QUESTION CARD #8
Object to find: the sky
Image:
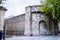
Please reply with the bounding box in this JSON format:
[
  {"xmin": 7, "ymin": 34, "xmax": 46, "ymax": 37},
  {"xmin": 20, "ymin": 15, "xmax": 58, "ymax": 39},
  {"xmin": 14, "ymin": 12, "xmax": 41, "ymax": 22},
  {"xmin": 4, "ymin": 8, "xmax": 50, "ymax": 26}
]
[{"xmin": 3, "ymin": 0, "xmax": 40, "ymax": 18}]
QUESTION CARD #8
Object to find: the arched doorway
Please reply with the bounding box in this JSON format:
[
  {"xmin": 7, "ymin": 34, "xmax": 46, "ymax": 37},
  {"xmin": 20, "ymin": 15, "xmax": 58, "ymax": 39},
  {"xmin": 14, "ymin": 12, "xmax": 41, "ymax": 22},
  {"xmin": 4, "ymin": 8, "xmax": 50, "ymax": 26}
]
[{"xmin": 39, "ymin": 20, "xmax": 47, "ymax": 35}]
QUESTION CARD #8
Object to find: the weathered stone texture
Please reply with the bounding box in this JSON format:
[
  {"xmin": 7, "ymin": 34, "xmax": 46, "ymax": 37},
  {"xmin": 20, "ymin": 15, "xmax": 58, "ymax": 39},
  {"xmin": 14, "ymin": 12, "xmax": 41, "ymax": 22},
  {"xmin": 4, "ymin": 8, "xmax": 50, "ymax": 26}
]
[
  {"xmin": 5, "ymin": 5, "xmax": 60, "ymax": 36},
  {"xmin": 5, "ymin": 14, "xmax": 25, "ymax": 36},
  {"xmin": 24, "ymin": 5, "xmax": 50, "ymax": 36},
  {"xmin": 24, "ymin": 7, "xmax": 32, "ymax": 35},
  {"xmin": 0, "ymin": 10, "xmax": 5, "ymax": 31},
  {"xmin": 58, "ymin": 22, "xmax": 60, "ymax": 32}
]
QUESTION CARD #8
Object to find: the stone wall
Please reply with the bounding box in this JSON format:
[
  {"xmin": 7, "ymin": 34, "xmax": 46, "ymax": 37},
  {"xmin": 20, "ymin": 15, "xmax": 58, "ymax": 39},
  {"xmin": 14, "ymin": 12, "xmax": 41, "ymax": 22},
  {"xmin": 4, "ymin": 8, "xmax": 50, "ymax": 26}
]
[
  {"xmin": 58, "ymin": 22, "xmax": 60, "ymax": 32},
  {"xmin": 5, "ymin": 14, "xmax": 25, "ymax": 36},
  {"xmin": 31, "ymin": 13, "xmax": 48, "ymax": 35},
  {"xmin": 24, "ymin": 5, "xmax": 53, "ymax": 36},
  {"xmin": 5, "ymin": 5, "xmax": 60, "ymax": 36}
]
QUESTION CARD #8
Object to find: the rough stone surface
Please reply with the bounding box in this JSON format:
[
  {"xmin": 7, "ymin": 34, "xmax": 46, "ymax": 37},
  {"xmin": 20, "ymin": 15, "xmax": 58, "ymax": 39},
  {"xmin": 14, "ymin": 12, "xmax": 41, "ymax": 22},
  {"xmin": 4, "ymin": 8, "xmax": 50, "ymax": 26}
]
[
  {"xmin": 0, "ymin": 10, "xmax": 5, "ymax": 31},
  {"xmin": 24, "ymin": 5, "xmax": 50, "ymax": 36},
  {"xmin": 5, "ymin": 5, "xmax": 60, "ymax": 36},
  {"xmin": 58, "ymin": 22, "xmax": 60, "ymax": 32},
  {"xmin": 5, "ymin": 14, "xmax": 25, "ymax": 36}
]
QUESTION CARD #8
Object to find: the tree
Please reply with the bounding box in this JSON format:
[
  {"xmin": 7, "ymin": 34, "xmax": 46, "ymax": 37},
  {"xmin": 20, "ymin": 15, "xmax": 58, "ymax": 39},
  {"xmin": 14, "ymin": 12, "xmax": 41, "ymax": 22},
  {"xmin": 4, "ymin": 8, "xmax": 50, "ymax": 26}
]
[
  {"xmin": 0, "ymin": 0, "xmax": 6, "ymax": 10},
  {"xmin": 0, "ymin": 0, "xmax": 2, "ymax": 5},
  {"xmin": 0, "ymin": 0, "xmax": 2, "ymax": 10},
  {"xmin": 40, "ymin": 0, "xmax": 60, "ymax": 35}
]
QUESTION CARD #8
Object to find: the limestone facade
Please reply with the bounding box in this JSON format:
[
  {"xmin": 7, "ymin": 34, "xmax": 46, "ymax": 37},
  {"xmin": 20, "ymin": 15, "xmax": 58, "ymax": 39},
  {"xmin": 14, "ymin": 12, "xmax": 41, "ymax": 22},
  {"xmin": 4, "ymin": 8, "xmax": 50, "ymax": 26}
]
[
  {"xmin": 5, "ymin": 5, "xmax": 60, "ymax": 36},
  {"xmin": 0, "ymin": 7, "xmax": 7, "ymax": 31},
  {"xmin": 24, "ymin": 5, "xmax": 54, "ymax": 36},
  {"xmin": 5, "ymin": 14, "xmax": 25, "ymax": 36}
]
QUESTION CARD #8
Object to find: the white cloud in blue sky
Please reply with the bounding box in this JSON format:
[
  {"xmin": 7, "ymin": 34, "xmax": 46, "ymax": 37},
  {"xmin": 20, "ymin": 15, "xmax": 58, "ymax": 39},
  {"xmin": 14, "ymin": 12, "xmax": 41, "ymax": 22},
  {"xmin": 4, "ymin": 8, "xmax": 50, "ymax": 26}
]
[{"xmin": 3, "ymin": 0, "xmax": 40, "ymax": 18}]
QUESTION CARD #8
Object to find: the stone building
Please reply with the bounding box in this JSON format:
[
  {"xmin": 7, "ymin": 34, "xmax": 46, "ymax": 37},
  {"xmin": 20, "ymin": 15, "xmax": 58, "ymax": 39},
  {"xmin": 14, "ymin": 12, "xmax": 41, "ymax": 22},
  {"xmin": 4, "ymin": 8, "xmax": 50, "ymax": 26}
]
[
  {"xmin": 0, "ymin": 6, "xmax": 7, "ymax": 31},
  {"xmin": 24, "ymin": 5, "xmax": 60, "ymax": 36},
  {"xmin": 5, "ymin": 14, "xmax": 25, "ymax": 36},
  {"xmin": 5, "ymin": 5, "xmax": 60, "ymax": 36}
]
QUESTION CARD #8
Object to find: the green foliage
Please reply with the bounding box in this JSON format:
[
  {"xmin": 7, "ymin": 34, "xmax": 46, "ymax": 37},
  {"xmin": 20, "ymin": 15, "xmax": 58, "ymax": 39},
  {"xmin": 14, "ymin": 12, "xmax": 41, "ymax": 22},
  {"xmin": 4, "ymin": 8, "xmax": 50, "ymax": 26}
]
[
  {"xmin": 40, "ymin": 5, "xmax": 53, "ymax": 16},
  {"xmin": 56, "ymin": 9, "xmax": 60, "ymax": 21},
  {"xmin": 0, "ymin": 0, "xmax": 2, "ymax": 10},
  {"xmin": 0, "ymin": 0, "xmax": 2, "ymax": 5},
  {"xmin": 46, "ymin": 0, "xmax": 58, "ymax": 5},
  {"xmin": 40, "ymin": 0, "xmax": 60, "ymax": 21}
]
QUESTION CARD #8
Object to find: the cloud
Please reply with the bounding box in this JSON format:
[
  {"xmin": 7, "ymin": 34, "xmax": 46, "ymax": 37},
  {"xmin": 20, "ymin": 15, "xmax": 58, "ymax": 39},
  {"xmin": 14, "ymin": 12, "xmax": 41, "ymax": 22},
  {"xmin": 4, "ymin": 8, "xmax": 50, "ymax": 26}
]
[{"xmin": 3, "ymin": 0, "xmax": 40, "ymax": 18}]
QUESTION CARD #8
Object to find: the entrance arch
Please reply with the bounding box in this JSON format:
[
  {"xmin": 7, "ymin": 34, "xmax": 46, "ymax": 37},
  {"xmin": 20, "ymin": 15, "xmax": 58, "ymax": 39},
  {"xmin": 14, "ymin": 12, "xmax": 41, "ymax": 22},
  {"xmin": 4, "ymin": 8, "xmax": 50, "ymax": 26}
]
[{"xmin": 39, "ymin": 20, "xmax": 47, "ymax": 35}]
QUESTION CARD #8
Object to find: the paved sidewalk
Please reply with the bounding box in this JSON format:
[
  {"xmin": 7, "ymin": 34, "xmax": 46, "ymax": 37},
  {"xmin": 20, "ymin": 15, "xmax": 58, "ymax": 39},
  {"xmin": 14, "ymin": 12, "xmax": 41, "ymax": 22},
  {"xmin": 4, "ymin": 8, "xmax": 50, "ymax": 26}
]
[{"xmin": 5, "ymin": 36, "xmax": 60, "ymax": 40}]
